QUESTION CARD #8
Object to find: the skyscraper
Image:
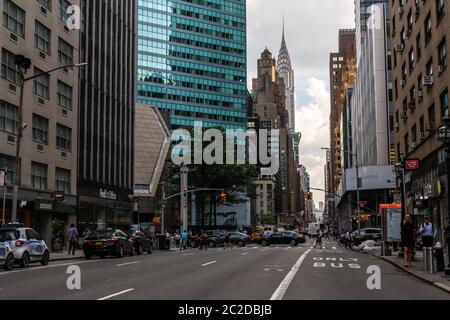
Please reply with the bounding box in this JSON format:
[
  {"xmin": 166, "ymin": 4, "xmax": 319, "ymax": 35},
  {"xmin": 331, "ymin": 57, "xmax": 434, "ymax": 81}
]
[
  {"xmin": 277, "ymin": 25, "xmax": 296, "ymax": 133},
  {"xmin": 136, "ymin": 0, "xmax": 248, "ymax": 130}
]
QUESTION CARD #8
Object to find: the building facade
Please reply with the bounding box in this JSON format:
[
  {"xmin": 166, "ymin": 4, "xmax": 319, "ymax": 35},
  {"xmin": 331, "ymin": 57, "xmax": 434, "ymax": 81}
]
[
  {"xmin": 390, "ymin": 0, "xmax": 449, "ymax": 239},
  {"xmin": 78, "ymin": 0, "xmax": 136, "ymax": 232},
  {"xmin": 0, "ymin": 0, "xmax": 79, "ymax": 247},
  {"xmin": 136, "ymin": 0, "xmax": 248, "ymax": 130}
]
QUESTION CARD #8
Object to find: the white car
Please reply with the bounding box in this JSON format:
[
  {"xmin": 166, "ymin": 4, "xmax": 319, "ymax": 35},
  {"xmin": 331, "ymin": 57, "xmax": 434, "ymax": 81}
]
[
  {"xmin": 0, "ymin": 238, "xmax": 14, "ymax": 271},
  {"xmin": 0, "ymin": 227, "xmax": 50, "ymax": 267}
]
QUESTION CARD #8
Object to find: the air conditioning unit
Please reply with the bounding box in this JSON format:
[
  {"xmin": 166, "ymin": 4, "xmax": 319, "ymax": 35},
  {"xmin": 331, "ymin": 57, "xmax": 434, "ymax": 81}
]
[
  {"xmin": 419, "ymin": 132, "xmax": 426, "ymax": 140},
  {"xmin": 439, "ymin": 64, "xmax": 446, "ymax": 73},
  {"xmin": 395, "ymin": 43, "xmax": 404, "ymax": 52},
  {"xmin": 398, "ymin": 6, "xmax": 404, "ymax": 16},
  {"xmin": 39, "ymin": 51, "xmax": 46, "ymax": 60},
  {"xmin": 418, "ymin": 90, "xmax": 424, "ymax": 98},
  {"xmin": 9, "ymin": 33, "xmax": 18, "ymax": 42},
  {"xmin": 401, "ymin": 111, "xmax": 408, "ymax": 119},
  {"xmin": 406, "ymin": 28, "xmax": 412, "ymax": 38},
  {"xmin": 415, "ymin": 6, "xmax": 420, "ymax": 17},
  {"xmin": 411, "ymin": 141, "xmax": 417, "ymax": 149},
  {"xmin": 423, "ymin": 76, "xmax": 433, "ymax": 87},
  {"xmin": 395, "ymin": 122, "xmax": 400, "ymax": 129},
  {"xmin": 400, "ymin": 79, "xmax": 406, "ymax": 87},
  {"xmin": 391, "ymin": 29, "xmax": 396, "ymax": 37},
  {"xmin": 408, "ymin": 100, "xmax": 416, "ymax": 109}
]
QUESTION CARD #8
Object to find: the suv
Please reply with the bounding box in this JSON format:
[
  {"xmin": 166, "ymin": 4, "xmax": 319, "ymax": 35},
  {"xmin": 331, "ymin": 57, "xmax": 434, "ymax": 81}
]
[
  {"xmin": 0, "ymin": 235, "xmax": 14, "ymax": 271},
  {"xmin": 0, "ymin": 227, "xmax": 50, "ymax": 267}
]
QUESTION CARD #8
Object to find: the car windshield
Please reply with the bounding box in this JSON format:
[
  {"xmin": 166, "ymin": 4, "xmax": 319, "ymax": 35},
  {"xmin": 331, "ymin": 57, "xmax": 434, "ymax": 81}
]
[
  {"xmin": 88, "ymin": 230, "xmax": 114, "ymax": 240},
  {"xmin": 0, "ymin": 230, "xmax": 19, "ymax": 241}
]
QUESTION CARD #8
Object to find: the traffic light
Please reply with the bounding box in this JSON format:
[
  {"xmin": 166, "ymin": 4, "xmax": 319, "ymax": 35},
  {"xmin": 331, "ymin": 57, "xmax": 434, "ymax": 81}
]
[{"xmin": 220, "ymin": 191, "xmax": 227, "ymax": 203}]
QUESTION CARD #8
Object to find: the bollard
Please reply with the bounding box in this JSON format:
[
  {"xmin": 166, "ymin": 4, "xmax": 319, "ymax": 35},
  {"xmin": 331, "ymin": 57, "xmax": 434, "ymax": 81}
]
[
  {"xmin": 423, "ymin": 247, "xmax": 429, "ymax": 271},
  {"xmin": 428, "ymin": 247, "xmax": 435, "ymax": 274},
  {"xmin": 381, "ymin": 241, "xmax": 385, "ymax": 256}
]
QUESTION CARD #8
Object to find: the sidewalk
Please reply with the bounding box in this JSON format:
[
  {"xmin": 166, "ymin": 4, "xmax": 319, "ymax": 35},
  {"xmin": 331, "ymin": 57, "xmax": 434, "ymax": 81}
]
[
  {"xmin": 49, "ymin": 250, "xmax": 84, "ymax": 262},
  {"xmin": 357, "ymin": 246, "xmax": 450, "ymax": 294}
]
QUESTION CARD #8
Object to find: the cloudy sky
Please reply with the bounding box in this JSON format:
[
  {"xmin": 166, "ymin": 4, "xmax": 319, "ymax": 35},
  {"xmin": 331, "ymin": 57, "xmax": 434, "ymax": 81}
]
[{"xmin": 247, "ymin": 0, "xmax": 355, "ymax": 208}]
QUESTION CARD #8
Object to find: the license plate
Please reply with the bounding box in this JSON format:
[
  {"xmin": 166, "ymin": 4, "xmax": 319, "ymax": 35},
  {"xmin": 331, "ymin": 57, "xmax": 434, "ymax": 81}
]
[{"xmin": 96, "ymin": 242, "xmax": 103, "ymax": 247}]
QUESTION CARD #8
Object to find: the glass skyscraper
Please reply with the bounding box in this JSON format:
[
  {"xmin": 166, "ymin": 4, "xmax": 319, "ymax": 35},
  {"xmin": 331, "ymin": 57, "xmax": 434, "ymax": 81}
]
[{"xmin": 137, "ymin": 0, "xmax": 248, "ymax": 130}]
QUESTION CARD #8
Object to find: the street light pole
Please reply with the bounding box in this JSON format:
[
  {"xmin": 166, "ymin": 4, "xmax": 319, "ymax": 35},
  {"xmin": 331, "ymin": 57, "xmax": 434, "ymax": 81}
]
[
  {"xmin": 356, "ymin": 152, "xmax": 361, "ymax": 236},
  {"xmin": 10, "ymin": 59, "xmax": 87, "ymax": 223}
]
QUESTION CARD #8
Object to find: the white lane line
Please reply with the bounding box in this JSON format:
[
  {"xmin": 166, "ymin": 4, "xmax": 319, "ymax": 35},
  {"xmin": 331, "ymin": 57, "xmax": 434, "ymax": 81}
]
[
  {"xmin": 201, "ymin": 261, "xmax": 217, "ymax": 267},
  {"xmin": 241, "ymin": 252, "xmax": 249, "ymax": 256},
  {"xmin": 270, "ymin": 249, "xmax": 311, "ymax": 301},
  {"xmin": 116, "ymin": 261, "xmax": 140, "ymax": 267},
  {"xmin": 332, "ymin": 247, "xmax": 337, "ymax": 250},
  {"xmin": 284, "ymin": 247, "xmax": 291, "ymax": 251},
  {"xmin": 0, "ymin": 260, "xmax": 100, "ymax": 276},
  {"xmin": 182, "ymin": 253, "xmax": 194, "ymax": 256},
  {"xmin": 275, "ymin": 247, "xmax": 280, "ymax": 249},
  {"xmin": 97, "ymin": 288, "xmax": 135, "ymax": 301}
]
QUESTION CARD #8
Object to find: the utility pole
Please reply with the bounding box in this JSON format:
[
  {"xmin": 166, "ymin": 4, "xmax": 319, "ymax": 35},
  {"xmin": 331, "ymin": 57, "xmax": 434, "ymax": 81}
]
[
  {"xmin": 1, "ymin": 165, "xmax": 7, "ymax": 227},
  {"xmin": 180, "ymin": 165, "xmax": 189, "ymax": 232},
  {"xmin": 356, "ymin": 152, "xmax": 361, "ymax": 236},
  {"xmin": 160, "ymin": 182, "xmax": 166, "ymax": 234}
]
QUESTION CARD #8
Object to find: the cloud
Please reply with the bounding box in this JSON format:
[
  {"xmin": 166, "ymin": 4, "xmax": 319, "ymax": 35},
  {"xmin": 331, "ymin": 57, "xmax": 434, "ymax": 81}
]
[{"xmin": 248, "ymin": 0, "xmax": 355, "ymax": 208}]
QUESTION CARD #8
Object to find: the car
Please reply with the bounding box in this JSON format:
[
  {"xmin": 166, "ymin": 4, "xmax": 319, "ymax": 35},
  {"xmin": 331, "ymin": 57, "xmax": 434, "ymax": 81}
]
[
  {"xmin": 128, "ymin": 230, "xmax": 153, "ymax": 255},
  {"xmin": 192, "ymin": 230, "xmax": 225, "ymax": 248},
  {"xmin": 0, "ymin": 236, "xmax": 14, "ymax": 271},
  {"xmin": 228, "ymin": 231, "xmax": 251, "ymax": 247},
  {"xmin": 352, "ymin": 228, "xmax": 382, "ymax": 245},
  {"xmin": 83, "ymin": 229, "xmax": 134, "ymax": 259},
  {"xmin": 259, "ymin": 231, "xmax": 305, "ymax": 246},
  {"xmin": 0, "ymin": 227, "xmax": 50, "ymax": 267}
]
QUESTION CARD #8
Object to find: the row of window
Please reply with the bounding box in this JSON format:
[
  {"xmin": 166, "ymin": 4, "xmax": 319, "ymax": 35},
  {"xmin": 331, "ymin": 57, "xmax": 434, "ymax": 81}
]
[
  {"xmin": 170, "ymin": 117, "xmax": 246, "ymax": 130},
  {"xmin": 179, "ymin": 0, "xmax": 245, "ymax": 16},
  {"xmin": 3, "ymin": 0, "xmax": 72, "ymax": 39},
  {"xmin": 0, "ymin": 153, "xmax": 71, "ymax": 193},
  {"xmin": 0, "ymin": 100, "xmax": 72, "ymax": 151}
]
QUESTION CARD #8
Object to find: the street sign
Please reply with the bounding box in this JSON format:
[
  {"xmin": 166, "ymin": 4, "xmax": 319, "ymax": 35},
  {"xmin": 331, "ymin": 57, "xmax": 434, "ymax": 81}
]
[
  {"xmin": 404, "ymin": 159, "xmax": 420, "ymax": 170},
  {"xmin": 326, "ymin": 194, "xmax": 335, "ymax": 201}
]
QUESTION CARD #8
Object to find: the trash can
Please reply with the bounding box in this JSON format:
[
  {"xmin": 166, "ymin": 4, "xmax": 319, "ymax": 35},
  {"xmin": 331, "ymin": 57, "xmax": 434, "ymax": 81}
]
[
  {"xmin": 157, "ymin": 235, "xmax": 168, "ymax": 250},
  {"xmin": 434, "ymin": 242, "xmax": 445, "ymax": 272}
]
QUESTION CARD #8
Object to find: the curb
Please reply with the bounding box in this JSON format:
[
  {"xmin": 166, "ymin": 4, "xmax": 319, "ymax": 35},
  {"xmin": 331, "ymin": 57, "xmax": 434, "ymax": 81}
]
[{"xmin": 358, "ymin": 249, "xmax": 450, "ymax": 294}]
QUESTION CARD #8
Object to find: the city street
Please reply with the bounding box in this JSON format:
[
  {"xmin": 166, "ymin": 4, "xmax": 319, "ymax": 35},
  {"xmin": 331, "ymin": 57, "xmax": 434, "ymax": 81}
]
[{"xmin": 0, "ymin": 239, "xmax": 448, "ymax": 300}]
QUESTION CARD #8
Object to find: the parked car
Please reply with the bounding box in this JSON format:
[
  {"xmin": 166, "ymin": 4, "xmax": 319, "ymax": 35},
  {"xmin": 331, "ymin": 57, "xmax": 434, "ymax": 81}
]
[
  {"xmin": 128, "ymin": 230, "xmax": 153, "ymax": 255},
  {"xmin": 0, "ymin": 227, "xmax": 50, "ymax": 267},
  {"xmin": 228, "ymin": 231, "xmax": 251, "ymax": 247},
  {"xmin": 0, "ymin": 235, "xmax": 14, "ymax": 271},
  {"xmin": 259, "ymin": 231, "xmax": 305, "ymax": 246},
  {"xmin": 352, "ymin": 228, "xmax": 382, "ymax": 245},
  {"xmin": 83, "ymin": 229, "xmax": 134, "ymax": 259}
]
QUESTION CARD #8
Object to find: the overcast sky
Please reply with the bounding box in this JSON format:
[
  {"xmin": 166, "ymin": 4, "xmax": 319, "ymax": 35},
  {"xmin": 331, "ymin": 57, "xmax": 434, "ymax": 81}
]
[{"xmin": 247, "ymin": 0, "xmax": 355, "ymax": 208}]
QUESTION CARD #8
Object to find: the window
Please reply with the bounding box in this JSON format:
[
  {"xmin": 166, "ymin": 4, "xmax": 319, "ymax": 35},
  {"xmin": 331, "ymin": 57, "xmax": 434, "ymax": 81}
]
[
  {"xmin": 26, "ymin": 229, "xmax": 40, "ymax": 240},
  {"xmin": 2, "ymin": 0, "xmax": 25, "ymax": 37},
  {"xmin": 38, "ymin": 0, "xmax": 52, "ymax": 10},
  {"xmin": 1, "ymin": 49, "xmax": 20, "ymax": 84},
  {"xmin": 56, "ymin": 123, "xmax": 71, "ymax": 151},
  {"xmin": 426, "ymin": 58, "xmax": 433, "ymax": 76},
  {"xmin": 440, "ymin": 88, "xmax": 449, "ymax": 117},
  {"xmin": 57, "ymin": 81, "xmax": 72, "ymax": 110},
  {"xmin": 55, "ymin": 168, "xmax": 70, "ymax": 193},
  {"xmin": 438, "ymin": 38, "xmax": 447, "ymax": 69},
  {"xmin": 0, "ymin": 154, "xmax": 15, "ymax": 185},
  {"xmin": 404, "ymin": 133, "xmax": 409, "ymax": 154},
  {"xmin": 424, "ymin": 12, "xmax": 432, "ymax": 44},
  {"xmin": 31, "ymin": 162, "xmax": 47, "ymax": 191},
  {"xmin": 32, "ymin": 114, "xmax": 49, "ymax": 144},
  {"xmin": 33, "ymin": 68, "xmax": 50, "ymax": 99},
  {"xmin": 35, "ymin": 20, "xmax": 51, "ymax": 54},
  {"xmin": 408, "ymin": 48, "xmax": 415, "ymax": 72},
  {"xmin": 416, "ymin": 33, "xmax": 421, "ymax": 61},
  {"xmin": 402, "ymin": 63, "xmax": 407, "ymax": 81},
  {"xmin": 411, "ymin": 125, "xmax": 417, "ymax": 143},
  {"xmin": 418, "ymin": 73, "xmax": 423, "ymax": 90},
  {"xmin": 419, "ymin": 116, "xmax": 425, "ymax": 133},
  {"xmin": 0, "ymin": 100, "xmax": 18, "ymax": 134},
  {"xmin": 58, "ymin": 38, "xmax": 73, "ymax": 66},
  {"xmin": 437, "ymin": 0, "xmax": 445, "ymax": 22},
  {"xmin": 59, "ymin": 0, "xmax": 71, "ymax": 22},
  {"xmin": 428, "ymin": 104, "xmax": 436, "ymax": 125}
]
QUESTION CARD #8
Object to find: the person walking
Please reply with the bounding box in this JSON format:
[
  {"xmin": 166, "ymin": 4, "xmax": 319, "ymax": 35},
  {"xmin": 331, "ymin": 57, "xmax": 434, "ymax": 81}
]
[
  {"xmin": 224, "ymin": 230, "xmax": 231, "ymax": 249},
  {"xmin": 180, "ymin": 230, "xmax": 188, "ymax": 251},
  {"xmin": 165, "ymin": 230, "xmax": 171, "ymax": 249},
  {"xmin": 401, "ymin": 215, "xmax": 415, "ymax": 267},
  {"xmin": 344, "ymin": 229, "xmax": 352, "ymax": 249},
  {"xmin": 67, "ymin": 224, "xmax": 79, "ymax": 256},
  {"xmin": 174, "ymin": 231, "xmax": 181, "ymax": 248},
  {"xmin": 314, "ymin": 229, "xmax": 323, "ymax": 249},
  {"xmin": 419, "ymin": 217, "xmax": 436, "ymax": 248}
]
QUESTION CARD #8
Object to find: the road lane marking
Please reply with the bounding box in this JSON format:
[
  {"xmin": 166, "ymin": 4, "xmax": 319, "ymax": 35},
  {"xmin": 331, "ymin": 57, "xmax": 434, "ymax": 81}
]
[
  {"xmin": 241, "ymin": 252, "xmax": 249, "ymax": 256},
  {"xmin": 97, "ymin": 288, "xmax": 135, "ymax": 300},
  {"xmin": 116, "ymin": 261, "xmax": 140, "ymax": 267},
  {"xmin": 183, "ymin": 253, "xmax": 194, "ymax": 256},
  {"xmin": 333, "ymin": 247, "xmax": 337, "ymax": 250},
  {"xmin": 201, "ymin": 261, "xmax": 217, "ymax": 267},
  {"xmin": 270, "ymin": 249, "xmax": 311, "ymax": 301},
  {"xmin": 0, "ymin": 260, "xmax": 100, "ymax": 276},
  {"xmin": 284, "ymin": 247, "xmax": 291, "ymax": 251}
]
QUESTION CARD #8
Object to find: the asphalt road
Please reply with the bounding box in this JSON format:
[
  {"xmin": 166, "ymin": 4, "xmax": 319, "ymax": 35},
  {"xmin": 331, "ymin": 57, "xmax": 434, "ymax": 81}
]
[{"xmin": 0, "ymin": 239, "xmax": 449, "ymax": 300}]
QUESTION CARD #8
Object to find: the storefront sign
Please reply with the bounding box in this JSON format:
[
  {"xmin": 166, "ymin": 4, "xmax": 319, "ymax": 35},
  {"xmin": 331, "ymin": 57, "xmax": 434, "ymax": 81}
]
[
  {"xmin": 404, "ymin": 159, "xmax": 420, "ymax": 170},
  {"xmin": 37, "ymin": 202, "xmax": 53, "ymax": 211},
  {"xmin": 100, "ymin": 189, "xmax": 117, "ymax": 200}
]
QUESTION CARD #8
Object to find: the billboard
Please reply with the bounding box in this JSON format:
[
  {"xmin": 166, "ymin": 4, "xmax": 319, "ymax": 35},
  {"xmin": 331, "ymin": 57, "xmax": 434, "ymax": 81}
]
[{"xmin": 345, "ymin": 165, "xmax": 396, "ymax": 191}]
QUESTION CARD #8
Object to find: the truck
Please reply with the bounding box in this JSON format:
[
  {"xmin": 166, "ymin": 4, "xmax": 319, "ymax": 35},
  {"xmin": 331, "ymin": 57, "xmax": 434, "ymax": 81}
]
[{"xmin": 308, "ymin": 223, "xmax": 320, "ymax": 238}]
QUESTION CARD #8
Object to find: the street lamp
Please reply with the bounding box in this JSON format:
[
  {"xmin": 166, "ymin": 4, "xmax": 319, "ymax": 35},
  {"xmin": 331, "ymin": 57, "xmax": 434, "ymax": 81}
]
[
  {"xmin": 321, "ymin": 147, "xmax": 361, "ymax": 236},
  {"xmin": 436, "ymin": 116, "xmax": 450, "ymax": 274},
  {"xmin": 11, "ymin": 57, "xmax": 88, "ymax": 223}
]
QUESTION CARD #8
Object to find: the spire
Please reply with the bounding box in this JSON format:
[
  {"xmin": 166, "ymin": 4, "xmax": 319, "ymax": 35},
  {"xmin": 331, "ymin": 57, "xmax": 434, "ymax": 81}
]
[{"xmin": 282, "ymin": 14, "xmax": 285, "ymax": 43}]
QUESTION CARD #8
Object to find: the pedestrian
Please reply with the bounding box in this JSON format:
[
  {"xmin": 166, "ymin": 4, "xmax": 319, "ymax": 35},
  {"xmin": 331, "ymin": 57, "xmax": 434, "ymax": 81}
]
[
  {"xmin": 201, "ymin": 231, "xmax": 208, "ymax": 250},
  {"xmin": 187, "ymin": 230, "xmax": 193, "ymax": 249},
  {"xmin": 314, "ymin": 229, "xmax": 323, "ymax": 249},
  {"xmin": 401, "ymin": 215, "xmax": 415, "ymax": 267},
  {"xmin": 180, "ymin": 230, "xmax": 188, "ymax": 251},
  {"xmin": 223, "ymin": 230, "xmax": 231, "ymax": 249},
  {"xmin": 174, "ymin": 231, "xmax": 181, "ymax": 248},
  {"xmin": 344, "ymin": 229, "xmax": 352, "ymax": 249},
  {"xmin": 165, "ymin": 230, "xmax": 171, "ymax": 249},
  {"xmin": 67, "ymin": 223, "xmax": 78, "ymax": 256},
  {"xmin": 419, "ymin": 217, "xmax": 436, "ymax": 248}
]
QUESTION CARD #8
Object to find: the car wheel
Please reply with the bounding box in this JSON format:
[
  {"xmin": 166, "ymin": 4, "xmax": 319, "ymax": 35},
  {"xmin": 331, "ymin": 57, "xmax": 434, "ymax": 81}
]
[
  {"xmin": 20, "ymin": 251, "xmax": 30, "ymax": 268},
  {"xmin": 238, "ymin": 240, "xmax": 245, "ymax": 247},
  {"xmin": 290, "ymin": 240, "xmax": 297, "ymax": 246},
  {"xmin": 117, "ymin": 245, "xmax": 124, "ymax": 258},
  {"xmin": 4, "ymin": 253, "xmax": 14, "ymax": 271},
  {"xmin": 85, "ymin": 253, "xmax": 92, "ymax": 260},
  {"xmin": 40, "ymin": 250, "xmax": 50, "ymax": 265},
  {"xmin": 261, "ymin": 239, "xmax": 268, "ymax": 247}
]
